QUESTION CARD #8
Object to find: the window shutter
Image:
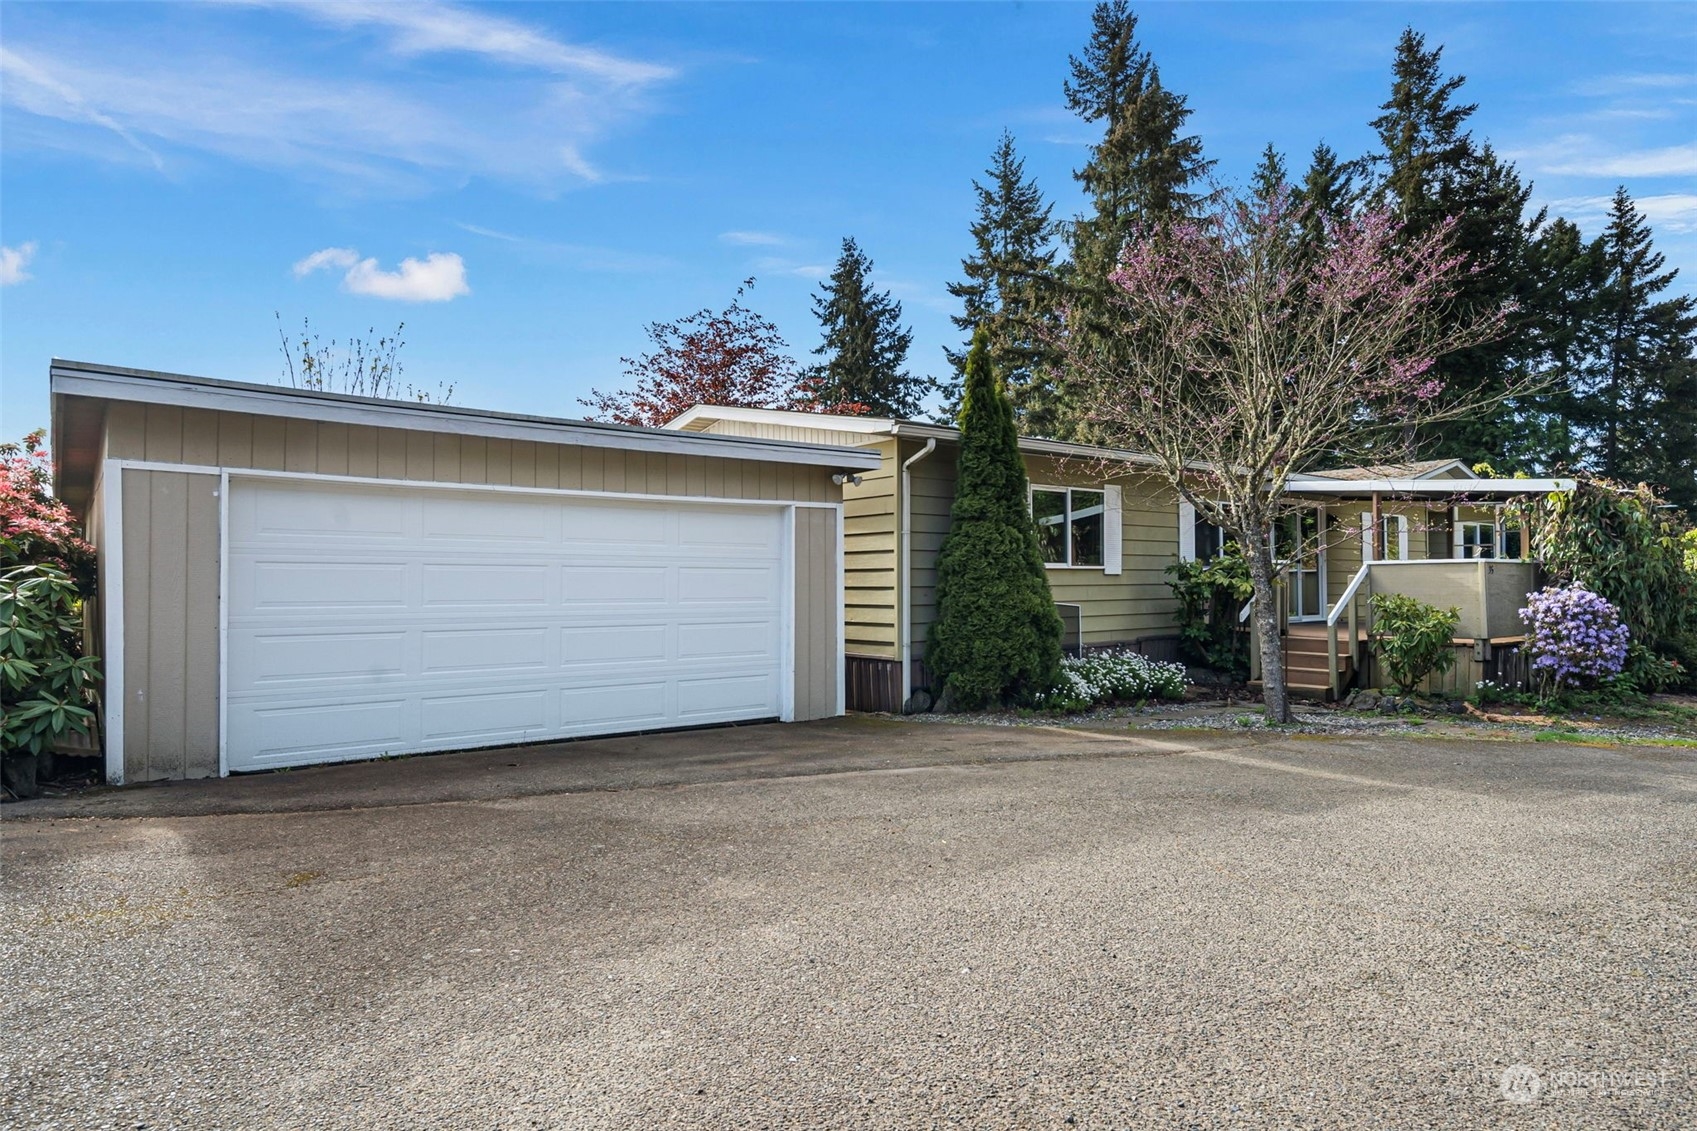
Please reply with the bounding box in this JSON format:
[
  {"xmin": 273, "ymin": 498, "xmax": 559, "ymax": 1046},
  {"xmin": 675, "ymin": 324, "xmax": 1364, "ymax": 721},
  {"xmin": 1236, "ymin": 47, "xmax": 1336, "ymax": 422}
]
[
  {"xmin": 1360, "ymin": 512, "xmax": 1375, "ymax": 562},
  {"xmin": 1105, "ymin": 485, "xmax": 1123, "ymax": 575},
  {"xmin": 1397, "ymin": 516, "xmax": 1410, "ymax": 559},
  {"xmin": 1178, "ymin": 499, "xmax": 1196, "ymax": 563}
]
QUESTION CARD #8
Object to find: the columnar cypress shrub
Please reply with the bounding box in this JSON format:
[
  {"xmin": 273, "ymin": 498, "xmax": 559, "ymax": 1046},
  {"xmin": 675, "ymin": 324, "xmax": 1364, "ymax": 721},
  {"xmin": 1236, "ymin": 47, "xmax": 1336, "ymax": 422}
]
[{"xmin": 926, "ymin": 329, "xmax": 1064, "ymax": 708}]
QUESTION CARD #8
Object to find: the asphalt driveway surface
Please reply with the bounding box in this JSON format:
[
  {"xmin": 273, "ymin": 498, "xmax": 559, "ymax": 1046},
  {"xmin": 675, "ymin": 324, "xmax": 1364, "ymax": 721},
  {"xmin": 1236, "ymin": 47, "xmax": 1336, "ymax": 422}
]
[{"xmin": 4, "ymin": 718, "xmax": 1693, "ymax": 1129}]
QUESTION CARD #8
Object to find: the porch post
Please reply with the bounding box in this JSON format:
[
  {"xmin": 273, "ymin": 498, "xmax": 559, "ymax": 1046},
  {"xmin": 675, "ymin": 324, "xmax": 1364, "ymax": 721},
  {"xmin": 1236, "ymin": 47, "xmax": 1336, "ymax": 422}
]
[{"xmin": 1372, "ymin": 491, "xmax": 1385, "ymax": 561}]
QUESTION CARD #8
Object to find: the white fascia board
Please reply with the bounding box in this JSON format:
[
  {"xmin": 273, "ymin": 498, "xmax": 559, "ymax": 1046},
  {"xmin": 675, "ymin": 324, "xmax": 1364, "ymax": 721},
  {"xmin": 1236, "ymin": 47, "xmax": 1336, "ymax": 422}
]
[
  {"xmin": 886, "ymin": 422, "xmax": 1164, "ymax": 468},
  {"xmin": 663, "ymin": 404, "xmax": 899, "ymax": 435},
  {"xmin": 50, "ymin": 362, "xmax": 882, "ymax": 472},
  {"xmin": 1283, "ymin": 477, "xmax": 1574, "ymax": 495}
]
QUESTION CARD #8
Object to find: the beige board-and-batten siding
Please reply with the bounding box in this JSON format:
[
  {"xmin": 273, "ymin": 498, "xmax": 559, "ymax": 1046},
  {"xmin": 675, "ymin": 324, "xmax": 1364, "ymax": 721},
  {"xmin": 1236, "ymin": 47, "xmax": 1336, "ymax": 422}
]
[
  {"xmin": 99, "ymin": 402, "xmax": 842, "ymax": 782},
  {"xmin": 907, "ymin": 445, "xmax": 1183, "ymax": 664}
]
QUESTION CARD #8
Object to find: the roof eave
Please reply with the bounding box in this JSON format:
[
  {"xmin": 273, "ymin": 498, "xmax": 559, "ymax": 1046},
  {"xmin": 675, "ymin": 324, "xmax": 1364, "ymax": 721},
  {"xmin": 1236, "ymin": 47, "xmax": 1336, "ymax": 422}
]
[{"xmin": 49, "ymin": 361, "xmax": 883, "ymax": 472}]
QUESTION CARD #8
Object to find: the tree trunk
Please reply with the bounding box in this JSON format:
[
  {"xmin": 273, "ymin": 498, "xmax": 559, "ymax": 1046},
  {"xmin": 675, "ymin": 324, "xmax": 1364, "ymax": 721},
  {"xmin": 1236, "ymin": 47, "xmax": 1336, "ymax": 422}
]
[{"xmin": 1244, "ymin": 539, "xmax": 1291, "ymax": 723}]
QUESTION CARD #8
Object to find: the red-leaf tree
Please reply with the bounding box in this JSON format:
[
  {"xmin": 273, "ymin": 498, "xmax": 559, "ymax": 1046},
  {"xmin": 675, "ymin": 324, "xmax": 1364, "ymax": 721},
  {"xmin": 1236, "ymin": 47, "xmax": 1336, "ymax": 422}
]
[
  {"xmin": 583, "ymin": 279, "xmax": 866, "ymax": 427},
  {"xmin": 1059, "ymin": 187, "xmax": 1513, "ymax": 720}
]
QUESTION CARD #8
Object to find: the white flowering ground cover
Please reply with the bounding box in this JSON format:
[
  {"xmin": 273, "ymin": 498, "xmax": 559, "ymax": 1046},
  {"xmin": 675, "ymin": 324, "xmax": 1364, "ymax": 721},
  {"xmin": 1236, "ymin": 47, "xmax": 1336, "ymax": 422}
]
[{"xmin": 1027, "ymin": 649, "xmax": 1190, "ymax": 712}]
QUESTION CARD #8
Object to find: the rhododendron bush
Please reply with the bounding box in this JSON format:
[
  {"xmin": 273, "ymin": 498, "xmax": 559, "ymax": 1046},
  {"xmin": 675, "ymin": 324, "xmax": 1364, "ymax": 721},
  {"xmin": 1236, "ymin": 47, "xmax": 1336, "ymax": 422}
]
[
  {"xmin": 1520, "ymin": 584, "xmax": 1630, "ymax": 691},
  {"xmin": 2, "ymin": 429, "xmax": 94, "ymax": 583},
  {"xmin": 3, "ymin": 431, "xmax": 100, "ymax": 795}
]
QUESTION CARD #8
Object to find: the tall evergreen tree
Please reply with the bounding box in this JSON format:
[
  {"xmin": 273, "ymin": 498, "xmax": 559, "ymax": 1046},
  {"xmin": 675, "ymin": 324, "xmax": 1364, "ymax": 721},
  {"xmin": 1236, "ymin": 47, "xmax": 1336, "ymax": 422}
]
[
  {"xmin": 1366, "ymin": 28, "xmax": 1538, "ymax": 466},
  {"xmin": 1249, "ymin": 143, "xmax": 1288, "ymax": 204},
  {"xmin": 807, "ymin": 238, "xmax": 926, "ymax": 418},
  {"xmin": 927, "ymin": 329, "xmax": 1064, "ymax": 709},
  {"xmin": 1058, "ymin": 0, "xmax": 1213, "ymax": 439},
  {"xmin": 1293, "ymin": 142, "xmax": 1356, "ymax": 251},
  {"xmin": 1586, "ymin": 188, "xmax": 1697, "ymax": 507},
  {"xmin": 940, "ymin": 132, "xmax": 1061, "ymax": 431}
]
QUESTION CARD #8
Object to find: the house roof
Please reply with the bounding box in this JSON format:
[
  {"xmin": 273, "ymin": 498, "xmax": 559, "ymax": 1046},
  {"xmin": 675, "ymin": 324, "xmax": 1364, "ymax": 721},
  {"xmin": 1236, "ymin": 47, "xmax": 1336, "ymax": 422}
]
[
  {"xmin": 1294, "ymin": 458, "xmax": 1476, "ymax": 482},
  {"xmin": 664, "ymin": 404, "xmax": 1165, "ymax": 467},
  {"xmin": 49, "ymin": 361, "xmax": 883, "ymax": 491}
]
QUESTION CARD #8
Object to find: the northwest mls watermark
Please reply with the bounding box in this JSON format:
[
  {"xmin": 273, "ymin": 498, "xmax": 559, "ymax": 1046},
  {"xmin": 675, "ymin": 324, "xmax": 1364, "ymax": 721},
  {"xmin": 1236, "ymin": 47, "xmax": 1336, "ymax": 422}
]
[{"xmin": 1489, "ymin": 1063, "xmax": 1676, "ymax": 1104}]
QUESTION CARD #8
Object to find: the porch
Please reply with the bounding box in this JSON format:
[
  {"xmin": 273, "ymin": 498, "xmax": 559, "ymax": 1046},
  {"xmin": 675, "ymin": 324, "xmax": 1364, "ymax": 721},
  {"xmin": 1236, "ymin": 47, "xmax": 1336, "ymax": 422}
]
[{"xmin": 1252, "ymin": 558, "xmax": 1541, "ymax": 699}]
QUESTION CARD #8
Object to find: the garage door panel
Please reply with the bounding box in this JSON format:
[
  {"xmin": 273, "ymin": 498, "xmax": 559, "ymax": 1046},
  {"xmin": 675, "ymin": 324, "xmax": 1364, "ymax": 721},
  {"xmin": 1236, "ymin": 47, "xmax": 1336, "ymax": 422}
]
[
  {"xmin": 677, "ymin": 673, "xmax": 778, "ymax": 717},
  {"xmin": 562, "ymin": 565, "xmax": 669, "ymax": 603},
  {"xmin": 561, "ymin": 682, "xmax": 670, "ymax": 728},
  {"xmin": 239, "ymin": 486, "xmax": 409, "ymax": 541},
  {"xmin": 420, "ymin": 690, "xmax": 549, "ymax": 742},
  {"xmin": 420, "ymin": 628, "xmax": 549, "ymax": 674},
  {"xmin": 561, "ymin": 623, "xmax": 668, "ymax": 664},
  {"xmin": 678, "ymin": 565, "xmax": 777, "ymax": 604},
  {"xmin": 226, "ymin": 479, "xmax": 790, "ymax": 771},
  {"xmin": 420, "ymin": 495, "xmax": 554, "ymax": 543},
  {"xmin": 563, "ymin": 505, "xmax": 670, "ymax": 547},
  {"xmin": 422, "ymin": 563, "xmax": 550, "ymax": 606},
  {"xmin": 243, "ymin": 561, "xmax": 411, "ymax": 610},
  {"xmin": 232, "ymin": 699, "xmax": 410, "ymax": 760},
  {"xmin": 240, "ymin": 630, "xmax": 410, "ymax": 683},
  {"xmin": 678, "ymin": 508, "xmax": 783, "ymax": 551},
  {"xmin": 678, "ymin": 620, "xmax": 779, "ymax": 660}
]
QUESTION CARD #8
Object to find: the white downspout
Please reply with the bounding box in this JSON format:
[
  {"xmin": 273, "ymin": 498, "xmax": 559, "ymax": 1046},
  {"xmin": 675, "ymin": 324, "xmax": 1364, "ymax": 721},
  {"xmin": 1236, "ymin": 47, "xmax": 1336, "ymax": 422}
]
[{"xmin": 898, "ymin": 436, "xmax": 938, "ymax": 710}]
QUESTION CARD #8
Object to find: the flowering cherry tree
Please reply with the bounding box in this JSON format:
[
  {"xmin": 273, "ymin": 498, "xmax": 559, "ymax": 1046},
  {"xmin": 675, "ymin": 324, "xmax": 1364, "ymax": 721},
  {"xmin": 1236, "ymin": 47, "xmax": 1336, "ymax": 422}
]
[
  {"xmin": 1059, "ymin": 187, "xmax": 1513, "ymax": 720},
  {"xmin": 582, "ymin": 279, "xmax": 866, "ymax": 427}
]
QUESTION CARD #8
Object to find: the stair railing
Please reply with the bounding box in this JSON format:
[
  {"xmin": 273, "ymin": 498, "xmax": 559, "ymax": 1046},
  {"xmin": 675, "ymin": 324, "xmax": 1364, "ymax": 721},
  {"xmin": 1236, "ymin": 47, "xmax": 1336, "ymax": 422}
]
[{"xmin": 1325, "ymin": 563, "xmax": 1373, "ymax": 699}]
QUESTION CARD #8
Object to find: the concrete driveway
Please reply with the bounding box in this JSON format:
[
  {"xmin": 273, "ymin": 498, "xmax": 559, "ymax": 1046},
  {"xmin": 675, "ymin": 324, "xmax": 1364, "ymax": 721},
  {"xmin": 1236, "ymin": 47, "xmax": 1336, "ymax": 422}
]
[{"xmin": 4, "ymin": 719, "xmax": 1693, "ymax": 1129}]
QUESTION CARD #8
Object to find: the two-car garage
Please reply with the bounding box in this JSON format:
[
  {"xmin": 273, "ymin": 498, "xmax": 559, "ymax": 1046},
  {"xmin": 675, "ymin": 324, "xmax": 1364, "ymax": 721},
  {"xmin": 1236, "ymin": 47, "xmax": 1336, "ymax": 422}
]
[
  {"xmin": 49, "ymin": 360, "xmax": 880, "ymax": 783},
  {"xmin": 225, "ymin": 478, "xmax": 791, "ymax": 772}
]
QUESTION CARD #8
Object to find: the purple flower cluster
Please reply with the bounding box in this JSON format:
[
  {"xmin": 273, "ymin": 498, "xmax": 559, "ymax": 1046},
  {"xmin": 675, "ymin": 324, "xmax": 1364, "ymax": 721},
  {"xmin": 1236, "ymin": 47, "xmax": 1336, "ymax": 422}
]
[{"xmin": 1520, "ymin": 584, "xmax": 1630, "ymax": 689}]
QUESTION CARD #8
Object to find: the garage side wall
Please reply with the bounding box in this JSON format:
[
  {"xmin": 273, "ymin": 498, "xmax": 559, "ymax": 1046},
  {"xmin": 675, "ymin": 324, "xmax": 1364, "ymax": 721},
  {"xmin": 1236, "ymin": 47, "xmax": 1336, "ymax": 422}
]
[
  {"xmin": 792, "ymin": 506, "xmax": 841, "ymax": 721},
  {"xmin": 122, "ymin": 468, "xmax": 221, "ymax": 782}
]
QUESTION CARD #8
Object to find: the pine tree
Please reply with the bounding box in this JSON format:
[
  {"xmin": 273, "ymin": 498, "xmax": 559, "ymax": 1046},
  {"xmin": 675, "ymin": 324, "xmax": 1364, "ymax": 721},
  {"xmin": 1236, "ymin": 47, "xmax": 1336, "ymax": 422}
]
[
  {"xmin": 1059, "ymin": 0, "xmax": 1213, "ymax": 439},
  {"xmin": 1293, "ymin": 142, "xmax": 1356, "ymax": 251},
  {"xmin": 1514, "ymin": 215, "xmax": 1606, "ymax": 468},
  {"xmin": 926, "ymin": 329, "xmax": 1064, "ymax": 709},
  {"xmin": 1588, "ymin": 187, "xmax": 1697, "ymax": 507},
  {"xmin": 940, "ymin": 132, "xmax": 1061, "ymax": 431},
  {"xmin": 807, "ymin": 238, "xmax": 927, "ymax": 418},
  {"xmin": 1366, "ymin": 29, "xmax": 1537, "ymax": 466},
  {"xmin": 1249, "ymin": 143, "xmax": 1287, "ymax": 204}
]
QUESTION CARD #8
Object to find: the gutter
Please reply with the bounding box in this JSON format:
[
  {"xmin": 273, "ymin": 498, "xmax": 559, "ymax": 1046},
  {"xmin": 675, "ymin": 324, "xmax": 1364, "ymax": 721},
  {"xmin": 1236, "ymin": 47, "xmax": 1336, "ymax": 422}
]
[{"xmin": 897, "ymin": 437, "xmax": 938, "ymax": 710}]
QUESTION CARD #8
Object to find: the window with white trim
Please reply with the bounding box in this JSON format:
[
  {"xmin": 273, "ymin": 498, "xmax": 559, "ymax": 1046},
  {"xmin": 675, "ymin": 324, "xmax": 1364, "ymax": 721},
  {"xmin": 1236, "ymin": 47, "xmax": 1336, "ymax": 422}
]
[
  {"xmin": 1032, "ymin": 487, "xmax": 1105, "ymax": 567},
  {"xmin": 1459, "ymin": 521, "xmax": 1496, "ymax": 559},
  {"xmin": 1194, "ymin": 507, "xmax": 1233, "ymax": 561}
]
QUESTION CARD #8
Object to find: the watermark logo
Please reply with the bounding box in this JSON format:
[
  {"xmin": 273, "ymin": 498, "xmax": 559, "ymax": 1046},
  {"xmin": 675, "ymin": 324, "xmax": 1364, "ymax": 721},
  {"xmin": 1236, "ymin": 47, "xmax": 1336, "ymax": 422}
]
[{"xmin": 1500, "ymin": 1064, "xmax": 1544, "ymax": 1104}]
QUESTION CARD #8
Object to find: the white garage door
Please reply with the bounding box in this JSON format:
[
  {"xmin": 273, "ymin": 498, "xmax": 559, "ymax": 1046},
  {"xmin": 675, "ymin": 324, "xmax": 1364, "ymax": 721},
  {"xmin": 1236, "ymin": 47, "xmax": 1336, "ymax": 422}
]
[{"xmin": 225, "ymin": 478, "xmax": 787, "ymax": 771}]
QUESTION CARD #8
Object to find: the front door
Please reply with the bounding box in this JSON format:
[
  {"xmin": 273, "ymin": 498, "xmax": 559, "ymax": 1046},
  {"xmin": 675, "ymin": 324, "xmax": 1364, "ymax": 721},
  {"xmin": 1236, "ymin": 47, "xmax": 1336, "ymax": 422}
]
[{"xmin": 1276, "ymin": 507, "xmax": 1326, "ymax": 621}]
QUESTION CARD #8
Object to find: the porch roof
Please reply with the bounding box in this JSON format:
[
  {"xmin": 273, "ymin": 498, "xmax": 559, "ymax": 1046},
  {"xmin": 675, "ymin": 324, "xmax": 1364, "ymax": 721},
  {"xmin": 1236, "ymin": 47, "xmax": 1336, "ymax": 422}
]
[{"xmin": 1281, "ymin": 477, "xmax": 1574, "ymax": 497}]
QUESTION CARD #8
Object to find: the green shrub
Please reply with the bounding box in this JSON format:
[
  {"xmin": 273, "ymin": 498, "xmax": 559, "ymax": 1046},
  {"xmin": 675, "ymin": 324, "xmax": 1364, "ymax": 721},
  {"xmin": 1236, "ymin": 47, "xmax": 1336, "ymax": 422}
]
[
  {"xmin": 2, "ymin": 560, "xmax": 101, "ymax": 761},
  {"xmin": 1165, "ymin": 543, "xmax": 1253, "ymax": 677},
  {"xmin": 1524, "ymin": 478, "xmax": 1695, "ymax": 688},
  {"xmin": 927, "ymin": 329, "xmax": 1063, "ymax": 709},
  {"xmin": 1369, "ymin": 592, "xmax": 1460, "ymax": 694}
]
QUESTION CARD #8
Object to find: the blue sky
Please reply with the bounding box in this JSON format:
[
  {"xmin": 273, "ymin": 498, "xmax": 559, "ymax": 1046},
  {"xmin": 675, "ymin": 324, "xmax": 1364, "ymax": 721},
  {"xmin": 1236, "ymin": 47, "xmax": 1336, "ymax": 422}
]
[{"xmin": 3, "ymin": 1, "xmax": 1694, "ymax": 435}]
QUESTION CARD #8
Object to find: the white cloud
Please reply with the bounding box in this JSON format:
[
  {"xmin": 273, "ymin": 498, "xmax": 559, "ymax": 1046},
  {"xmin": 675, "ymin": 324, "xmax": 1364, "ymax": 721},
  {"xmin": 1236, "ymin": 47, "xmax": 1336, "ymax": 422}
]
[
  {"xmin": 751, "ymin": 255, "xmax": 827, "ymax": 280},
  {"xmin": 291, "ymin": 247, "xmax": 360, "ymax": 277},
  {"xmin": 1545, "ymin": 193, "xmax": 1697, "ymax": 234},
  {"xmin": 1508, "ymin": 135, "xmax": 1697, "ymax": 178},
  {"xmin": 294, "ymin": 247, "xmax": 469, "ymax": 302},
  {"xmin": 1, "ymin": 241, "xmax": 37, "ymax": 285},
  {"xmin": 720, "ymin": 230, "xmax": 788, "ymax": 246},
  {"xmin": 0, "ymin": 4, "xmax": 676, "ymax": 192},
  {"xmin": 252, "ymin": 0, "xmax": 674, "ymax": 85}
]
